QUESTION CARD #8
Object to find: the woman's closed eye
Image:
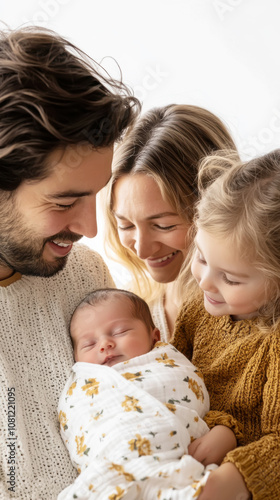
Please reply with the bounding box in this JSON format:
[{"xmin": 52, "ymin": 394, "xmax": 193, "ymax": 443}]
[
  {"xmin": 117, "ymin": 221, "xmax": 178, "ymax": 231},
  {"xmin": 117, "ymin": 224, "xmax": 134, "ymax": 231},
  {"xmin": 154, "ymin": 224, "xmax": 177, "ymax": 231}
]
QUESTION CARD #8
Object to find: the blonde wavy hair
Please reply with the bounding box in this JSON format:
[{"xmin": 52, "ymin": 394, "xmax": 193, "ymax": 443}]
[
  {"xmin": 103, "ymin": 104, "xmax": 237, "ymax": 302},
  {"xmin": 178, "ymin": 148, "xmax": 280, "ymax": 333}
]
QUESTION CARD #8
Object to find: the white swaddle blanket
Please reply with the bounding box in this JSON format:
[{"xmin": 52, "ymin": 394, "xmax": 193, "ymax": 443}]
[{"xmin": 58, "ymin": 342, "xmax": 215, "ymax": 499}]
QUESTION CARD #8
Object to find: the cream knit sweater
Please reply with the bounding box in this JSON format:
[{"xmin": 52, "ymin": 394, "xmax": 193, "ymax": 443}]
[{"xmin": 0, "ymin": 244, "xmax": 114, "ymax": 499}]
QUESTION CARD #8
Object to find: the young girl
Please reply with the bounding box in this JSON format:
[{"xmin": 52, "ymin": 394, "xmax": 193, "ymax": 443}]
[{"xmin": 172, "ymin": 149, "xmax": 280, "ymax": 500}]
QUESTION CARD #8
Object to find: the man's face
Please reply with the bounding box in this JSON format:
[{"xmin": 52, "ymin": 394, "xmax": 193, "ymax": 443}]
[{"xmin": 0, "ymin": 144, "xmax": 113, "ymax": 279}]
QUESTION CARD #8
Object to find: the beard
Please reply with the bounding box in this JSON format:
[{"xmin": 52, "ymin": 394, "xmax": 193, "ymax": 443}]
[{"xmin": 0, "ymin": 195, "xmax": 81, "ymax": 277}]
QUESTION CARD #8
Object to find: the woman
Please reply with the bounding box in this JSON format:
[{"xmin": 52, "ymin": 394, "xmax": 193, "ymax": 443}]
[{"xmin": 103, "ymin": 104, "xmax": 238, "ymax": 340}]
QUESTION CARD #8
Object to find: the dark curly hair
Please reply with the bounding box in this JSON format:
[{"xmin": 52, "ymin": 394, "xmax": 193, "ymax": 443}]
[{"xmin": 0, "ymin": 26, "xmax": 140, "ymax": 190}]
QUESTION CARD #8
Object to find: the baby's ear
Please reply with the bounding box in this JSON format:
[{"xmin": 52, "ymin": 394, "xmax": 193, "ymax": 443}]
[{"xmin": 152, "ymin": 328, "xmax": 161, "ymax": 345}]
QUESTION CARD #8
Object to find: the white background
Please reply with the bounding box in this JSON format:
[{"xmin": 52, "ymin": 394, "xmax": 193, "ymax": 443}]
[{"xmin": 2, "ymin": 0, "xmax": 280, "ymax": 284}]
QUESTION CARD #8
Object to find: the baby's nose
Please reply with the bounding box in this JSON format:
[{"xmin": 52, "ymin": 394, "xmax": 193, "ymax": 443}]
[{"xmin": 99, "ymin": 338, "xmax": 114, "ymax": 352}]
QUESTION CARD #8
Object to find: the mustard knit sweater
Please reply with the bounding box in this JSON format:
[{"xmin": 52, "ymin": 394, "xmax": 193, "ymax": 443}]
[{"xmin": 172, "ymin": 296, "xmax": 280, "ymax": 500}]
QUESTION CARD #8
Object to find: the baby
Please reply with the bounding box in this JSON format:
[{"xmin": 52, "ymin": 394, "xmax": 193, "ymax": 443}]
[
  {"xmin": 70, "ymin": 287, "xmax": 161, "ymax": 366},
  {"xmin": 58, "ymin": 288, "xmax": 220, "ymax": 499}
]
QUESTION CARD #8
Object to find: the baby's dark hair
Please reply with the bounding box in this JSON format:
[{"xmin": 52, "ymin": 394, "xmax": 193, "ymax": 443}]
[{"xmin": 70, "ymin": 288, "xmax": 156, "ymax": 335}]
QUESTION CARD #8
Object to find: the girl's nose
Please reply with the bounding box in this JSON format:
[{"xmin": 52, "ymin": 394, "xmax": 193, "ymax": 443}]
[{"xmin": 198, "ymin": 271, "xmax": 218, "ymax": 293}]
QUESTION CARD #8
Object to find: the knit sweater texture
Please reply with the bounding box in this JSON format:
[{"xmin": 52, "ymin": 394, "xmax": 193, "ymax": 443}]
[
  {"xmin": 0, "ymin": 244, "xmax": 114, "ymax": 499},
  {"xmin": 149, "ymin": 294, "xmax": 170, "ymax": 342},
  {"xmin": 172, "ymin": 295, "xmax": 280, "ymax": 500}
]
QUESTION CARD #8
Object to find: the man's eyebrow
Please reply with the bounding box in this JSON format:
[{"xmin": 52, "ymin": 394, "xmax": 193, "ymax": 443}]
[
  {"xmin": 113, "ymin": 211, "xmax": 178, "ymax": 220},
  {"xmin": 49, "ymin": 190, "xmax": 93, "ymax": 199}
]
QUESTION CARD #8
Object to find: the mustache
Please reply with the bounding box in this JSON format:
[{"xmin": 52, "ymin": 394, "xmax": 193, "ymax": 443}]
[{"xmin": 44, "ymin": 231, "xmax": 83, "ymax": 244}]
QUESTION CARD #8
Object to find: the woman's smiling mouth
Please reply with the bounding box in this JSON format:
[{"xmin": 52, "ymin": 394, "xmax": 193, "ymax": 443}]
[{"xmin": 147, "ymin": 250, "xmax": 179, "ymax": 267}]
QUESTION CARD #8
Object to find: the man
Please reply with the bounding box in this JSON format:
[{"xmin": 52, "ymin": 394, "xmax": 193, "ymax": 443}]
[{"xmin": 0, "ymin": 26, "xmax": 139, "ymax": 498}]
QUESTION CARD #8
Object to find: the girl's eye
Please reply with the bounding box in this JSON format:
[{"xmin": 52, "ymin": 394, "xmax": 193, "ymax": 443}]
[
  {"xmin": 222, "ymin": 274, "xmax": 240, "ymax": 286},
  {"xmin": 196, "ymin": 250, "xmax": 206, "ymax": 264}
]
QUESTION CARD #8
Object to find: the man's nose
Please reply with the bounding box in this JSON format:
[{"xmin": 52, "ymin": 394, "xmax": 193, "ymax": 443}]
[{"xmin": 68, "ymin": 199, "xmax": 97, "ymax": 238}]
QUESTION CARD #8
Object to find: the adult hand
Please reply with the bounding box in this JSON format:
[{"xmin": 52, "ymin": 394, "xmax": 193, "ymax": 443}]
[
  {"xmin": 197, "ymin": 462, "xmax": 251, "ymax": 500},
  {"xmin": 188, "ymin": 425, "xmax": 237, "ymax": 465}
]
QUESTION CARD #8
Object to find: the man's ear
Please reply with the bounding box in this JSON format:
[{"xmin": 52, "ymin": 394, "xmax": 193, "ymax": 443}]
[{"xmin": 151, "ymin": 328, "xmax": 161, "ymax": 345}]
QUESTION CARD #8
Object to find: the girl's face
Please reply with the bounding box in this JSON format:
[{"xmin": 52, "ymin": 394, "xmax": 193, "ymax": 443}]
[
  {"xmin": 112, "ymin": 174, "xmax": 190, "ymax": 283},
  {"xmin": 191, "ymin": 229, "xmax": 268, "ymax": 320}
]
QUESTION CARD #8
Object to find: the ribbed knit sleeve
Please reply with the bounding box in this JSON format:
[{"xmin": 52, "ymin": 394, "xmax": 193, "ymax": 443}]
[
  {"xmin": 203, "ymin": 411, "xmax": 244, "ymax": 443},
  {"xmin": 149, "ymin": 294, "xmax": 171, "ymax": 342},
  {"xmin": 172, "ymin": 295, "xmax": 280, "ymax": 500},
  {"xmin": 223, "ymin": 333, "xmax": 280, "ymax": 500}
]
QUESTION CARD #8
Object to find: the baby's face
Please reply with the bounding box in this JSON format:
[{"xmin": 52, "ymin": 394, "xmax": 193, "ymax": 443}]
[{"xmin": 71, "ymin": 297, "xmax": 159, "ymax": 365}]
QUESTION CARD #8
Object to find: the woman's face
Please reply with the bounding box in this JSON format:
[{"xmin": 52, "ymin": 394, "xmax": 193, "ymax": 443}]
[{"xmin": 112, "ymin": 174, "xmax": 190, "ymax": 283}]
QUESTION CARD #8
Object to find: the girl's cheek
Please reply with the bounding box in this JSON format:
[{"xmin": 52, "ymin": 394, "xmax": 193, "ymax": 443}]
[{"xmin": 191, "ymin": 260, "xmax": 199, "ymax": 281}]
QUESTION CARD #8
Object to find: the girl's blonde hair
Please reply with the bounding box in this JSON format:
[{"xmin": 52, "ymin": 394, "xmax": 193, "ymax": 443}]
[
  {"xmin": 103, "ymin": 104, "xmax": 237, "ymax": 302},
  {"xmin": 180, "ymin": 148, "xmax": 280, "ymax": 332}
]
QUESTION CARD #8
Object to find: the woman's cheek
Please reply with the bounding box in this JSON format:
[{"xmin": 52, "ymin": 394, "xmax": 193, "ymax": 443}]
[{"xmin": 118, "ymin": 230, "xmax": 131, "ymax": 249}]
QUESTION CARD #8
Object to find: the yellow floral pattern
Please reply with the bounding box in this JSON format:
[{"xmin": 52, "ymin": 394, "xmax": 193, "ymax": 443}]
[
  {"xmin": 108, "ymin": 486, "xmax": 125, "ymax": 500},
  {"xmin": 66, "ymin": 381, "xmax": 77, "ymax": 396},
  {"xmin": 81, "ymin": 378, "xmax": 100, "ymax": 397},
  {"xmin": 109, "ymin": 463, "xmax": 135, "ymax": 482},
  {"xmin": 58, "ymin": 342, "xmax": 210, "ymax": 498},
  {"xmin": 75, "ymin": 434, "xmax": 90, "ymax": 457},
  {"xmin": 191, "ymin": 481, "xmax": 205, "ymax": 498},
  {"xmin": 121, "ymin": 395, "xmax": 143, "ymax": 413},
  {"xmin": 165, "ymin": 403, "xmax": 176, "ymax": 413},
  {"xmin": 121, "ymin": 372, "xmax": 144, "ymax": 382},
  {"xmin": 128, "ymin": 434, "xmax": 152, "ymax": 456},
  {"xmin": 58, "ymin": 410, "xmax": 68, "ymax": 431},
  {"xmin": 155, "ymin": 352, "xmax": 179, "ymax": 367},
  {"xmin": 186, "ymin": 377, "xmax": 205, "ymax": 402}
]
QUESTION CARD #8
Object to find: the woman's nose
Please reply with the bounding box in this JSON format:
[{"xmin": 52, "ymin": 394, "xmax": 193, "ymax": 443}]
[{"xmin": 134, "ymin": 231, "xmax": 161, "ymax": 260}]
